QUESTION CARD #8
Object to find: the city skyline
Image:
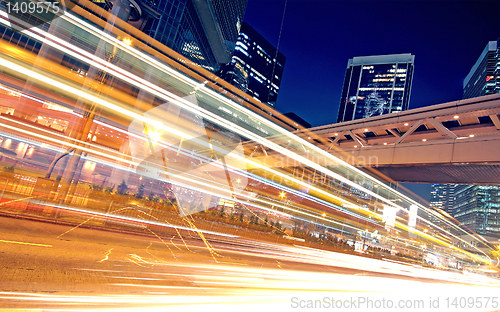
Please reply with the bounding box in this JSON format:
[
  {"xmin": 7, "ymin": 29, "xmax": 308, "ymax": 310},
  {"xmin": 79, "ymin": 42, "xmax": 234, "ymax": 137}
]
[
  {"xmin": 243, "ymin": 0, "xmax": 499, "ymax": 127},
  {"xmin": 0, "ymin": 0, "xmax": 499, "ymax": 305},
  {"xmin": 243, "ymin": 0, "xmax": 499, "ymax": 200}
]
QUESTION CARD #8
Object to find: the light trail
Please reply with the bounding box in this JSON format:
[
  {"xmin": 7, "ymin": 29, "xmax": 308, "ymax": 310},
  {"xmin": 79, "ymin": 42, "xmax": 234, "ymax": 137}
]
[
  {"xmin": 0, "ymin": 46, "xmax": 491, "ymax": 263},
  {"xmin": 0, "ymin": 7, "xmax": 496, "ymax": 265},
  {"xmin": 0, "ymin": 11, "xmax": 404, "ymax": 211},
  {"xmin": 0, "ymin": 239, "xmax": 52, "ymax": 247}
]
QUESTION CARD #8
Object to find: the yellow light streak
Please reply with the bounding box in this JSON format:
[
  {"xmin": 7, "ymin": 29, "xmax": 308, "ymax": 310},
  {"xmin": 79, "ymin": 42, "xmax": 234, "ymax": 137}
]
[
  {"xmin": 0, "ymin": 15, "xmax": 495, "ymax": 260},
  {"xmin": 0, "ymin": 239, "xmax": 52, "ymax": 247},
  {"xmin": 1, "ymin": 9, "xmax": 480, "ymax": 245},
  {"xmin": 98, "ymin": 248, "xmax": 113, "ymax": 262}
]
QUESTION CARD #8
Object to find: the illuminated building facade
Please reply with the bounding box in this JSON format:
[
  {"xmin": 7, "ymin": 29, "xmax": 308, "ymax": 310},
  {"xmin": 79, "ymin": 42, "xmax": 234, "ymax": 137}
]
[
  {"xmin": 463, "ymin": 39, "xmax": 500, "ymax": 99},
  {"xmin": 451, "ymin": 39, "xmax": 500, "ymax": 238},
  {"xmin": 0, "ymin": 0, "xmax": 495, "ymax": 271},
  {"xmin": 337, "ymin": 54, "xmax": 414, "ymax": 123},
  {"xmin": 218, "ymin": 22, "xmax": 286, "ymax": 109},
  {"xmin": 430, "ymin": 184, "xmax": 456, "ymax": 215},
  {"xmin": 98, "ymin": 0, "xmax": 248, "ymax": 72},
  {"xmin": 453, "ymin": 185, "xmax": 500, "ymax": 238}
]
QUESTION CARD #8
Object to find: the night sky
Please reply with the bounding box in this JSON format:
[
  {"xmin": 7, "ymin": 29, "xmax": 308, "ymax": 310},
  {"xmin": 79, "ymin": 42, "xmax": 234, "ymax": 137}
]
[{"xmin": 243, "ymin": 0, "xmax": 500, "ymax": 201}]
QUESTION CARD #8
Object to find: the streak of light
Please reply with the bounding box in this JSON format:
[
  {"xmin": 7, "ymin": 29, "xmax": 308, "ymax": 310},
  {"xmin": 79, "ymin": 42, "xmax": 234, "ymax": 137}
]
[
  {"xmin": 0, "ymin": 11, "xmax": 478, "ymax": 248},
  {"xmin": 109, "ymin": 284, "xmax": 214, "ymax": 290},
  {"xmin": 98, "ymin": 248, "xmax": 114, "ymax": 263},
  {"xmin": 0, "ymin": 43, "xmax": 454, "ymax": 249},
  {"xmin": 0, "ymin": 196, "xmax": 35, "ymax": 206},
  {"xmin": 35, "ymin": 202, "xmax": 237, "ymax": 238},
  {"xmin": 144, "ymin": 227, "xmax": 180, "ymax": 261},
  {"xmin": 0, "ymin": 14, "xmax": 494, "ymax": 259},
  {"xmin": 0, "ymin": 239, "xmax": 52, "ymax": 247},
  {"xmin": 0, "ymin": 18, "xmax": 384, "ymax": 212},
  {"xmin": 107, "ymin": 276, "xmax": 165, "ymax": 281}
]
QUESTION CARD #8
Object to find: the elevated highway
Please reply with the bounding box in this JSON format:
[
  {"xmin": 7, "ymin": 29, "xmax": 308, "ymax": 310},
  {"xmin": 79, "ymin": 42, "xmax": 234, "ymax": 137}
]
[
  {"xmin": 247, "ymin": 94, "xmax": 500, "ymax": 184},
  {"xmin": 0, "ymin": 0, "xmax": 497, "ymax": 274}
]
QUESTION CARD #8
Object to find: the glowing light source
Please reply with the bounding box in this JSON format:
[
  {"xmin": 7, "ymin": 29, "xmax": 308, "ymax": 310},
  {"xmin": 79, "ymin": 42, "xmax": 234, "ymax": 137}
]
[
  {"xmin": 147, "ymin": 129, "xmax": 161, "ymax": 142},
  {"xmin": 454, "ymin": 115, "xmax": 459, "ymax": 119}
]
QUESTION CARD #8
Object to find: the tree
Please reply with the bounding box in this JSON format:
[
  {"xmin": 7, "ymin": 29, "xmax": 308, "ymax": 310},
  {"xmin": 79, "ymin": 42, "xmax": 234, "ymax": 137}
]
[
  {"xmin": 90, "ymin": 183, "xmax": 103, "ymax": 191},
  {"xmin": 151, "ymin": 195, "xmax": 159, "ymax": 203},
  {"xmin": 3, "ymin": 164, "xmax": 15, "ymax": 172},
  {"xmin": 104, "ymin": 185, "xmax": 114, "ymax": 194},
  {"xmin": 136, "ymin": 183, "xmax": 145, "ymax": 199},
  {"xmin": 117, "ymin": 180, "xmax": 128, "ymax": 195}
]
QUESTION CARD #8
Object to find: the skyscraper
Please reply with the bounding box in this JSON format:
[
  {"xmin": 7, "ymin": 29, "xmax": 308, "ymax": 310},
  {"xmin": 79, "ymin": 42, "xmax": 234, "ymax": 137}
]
[
  {"xmin": 337, "ymin": 54, "xmax": 414, "ymax": 123},
  {"xmin": 463, "ymin": 39, "xmax": 500, "ymax": 99},
  {"xmin": 430, "ymin": 184, "xmax": 456, "ymax": 215},
  {"xmin": 97, "ymin": 0, "xmax": 248, "ymax": 72},
  {"xmin": 218, "ymin": 22, "xmax": 286, "ymax": 108},
  {"xmin": 446, "ymin": 39, "xmax": 500, "ymax": 239},
  {"xmin": 453, "ymin": 185, "xmax": 500, "ymax": 238}
]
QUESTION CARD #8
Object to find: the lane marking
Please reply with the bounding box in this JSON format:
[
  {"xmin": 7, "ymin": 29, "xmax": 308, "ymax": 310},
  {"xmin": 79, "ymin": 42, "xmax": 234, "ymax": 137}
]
[{"xmin": 0, "ymin": 239, "xmax": 52, "ymax": 247}]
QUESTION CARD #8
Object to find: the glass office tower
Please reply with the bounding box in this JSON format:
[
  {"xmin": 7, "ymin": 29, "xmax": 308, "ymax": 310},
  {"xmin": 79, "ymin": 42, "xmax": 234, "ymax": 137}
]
[
  {"xmin": 337, "ymin": 54, "xmax": 414, "ymax": 123},
  {"xmin": 463, "ymin": 39, "xmax": 500, "ymax": 99},
  {"xmin": 447, "ymin": 39, "xmax": 500, "ymax": 239},
  {"xmin": 453, "ymin": 185, "xmax": 500, "ymax": 238},
  {"xmin": 430, "ymin": 184, "xmax": 456, "ymax": 215},
  {"xmin": 97, "ymin": 0, "xmax": 248, "ymax": 72},
  {"xmin": 218, "ymin": 22, "xmax": 286, "ymax": 109}
]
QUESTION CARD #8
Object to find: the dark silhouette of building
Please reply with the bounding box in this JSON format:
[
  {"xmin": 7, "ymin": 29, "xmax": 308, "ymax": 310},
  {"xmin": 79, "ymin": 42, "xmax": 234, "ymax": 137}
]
[{"xmin": 283, "ymin": 112, "xmax": 311, "ymax": 129}]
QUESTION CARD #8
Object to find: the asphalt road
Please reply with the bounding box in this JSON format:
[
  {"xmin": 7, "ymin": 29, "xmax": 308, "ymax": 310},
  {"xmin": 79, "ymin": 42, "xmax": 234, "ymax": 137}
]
[{"xmin": 1, "ymin": 215, "xmax": 500, "ymax": 311}]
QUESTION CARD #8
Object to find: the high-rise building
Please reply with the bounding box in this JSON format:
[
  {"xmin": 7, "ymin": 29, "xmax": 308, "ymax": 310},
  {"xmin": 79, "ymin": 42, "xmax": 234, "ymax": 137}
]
[
  {"xmin": 430, "ymin": 184, "xmax": 456, "ymax": 215},
  {"xmin": 97, "ymin": 0, "xmax": 248, "ymax": 72},
  {"xmin": 453, "ymin": 185, "xmax": 500, "ymax": 238},
  {"xmin": 463, "ymin": 39, "xmax": 500, "ymax": 99},
  {"xmin": 283, "ymin": 112, "xmax": 311, "ymax": 129},
  {"xmin": 218, "ymin": 22, "xmax": 286, "ymax": 108},
  {"xmin": 447, "ymin": 39, "xmax": 500, "ymax": 239},
  {"xmin": 337, "ymin": 54, "xmax": 414, "ymax": 123}
]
